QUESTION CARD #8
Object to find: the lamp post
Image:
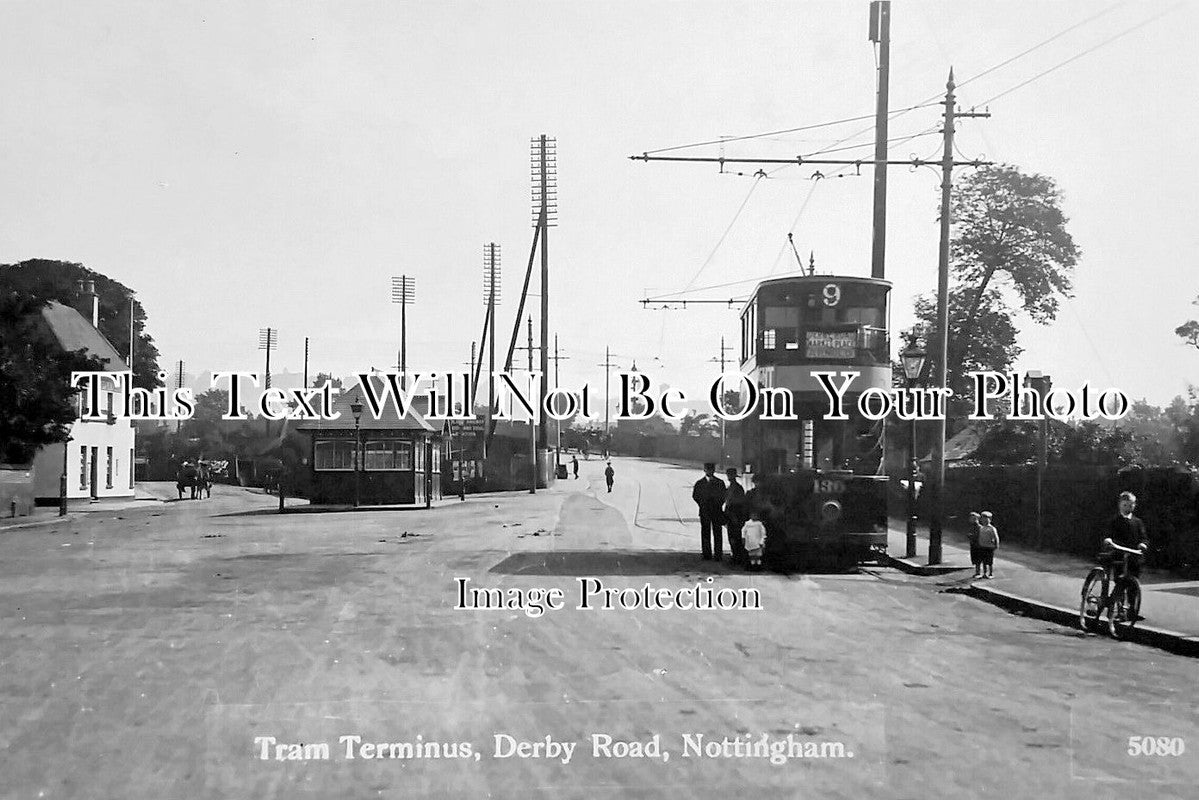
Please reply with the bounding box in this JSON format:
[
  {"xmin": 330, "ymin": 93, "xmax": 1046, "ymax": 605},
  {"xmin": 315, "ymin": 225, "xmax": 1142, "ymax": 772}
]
[
  {"xmin": 350, "ymin": 396, "xmax": 363, "ymax": 508},
  {"xmin": 59, "ymin": 435, "xmax": 71, "ymax": 516},
  {"xmin": 900, "ymin": 345, "xmax": 927, "ymax": 559}
]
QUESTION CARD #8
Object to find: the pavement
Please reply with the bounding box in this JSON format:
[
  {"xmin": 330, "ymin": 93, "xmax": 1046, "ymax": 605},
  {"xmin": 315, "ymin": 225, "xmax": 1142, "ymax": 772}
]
[
  {"xmin": 887, "ymin": 521, "xmax": 1199, "ymax": 654},
  {"xmin": 0, "ymin": 484, "xmax": 172, "ymax": 531}
]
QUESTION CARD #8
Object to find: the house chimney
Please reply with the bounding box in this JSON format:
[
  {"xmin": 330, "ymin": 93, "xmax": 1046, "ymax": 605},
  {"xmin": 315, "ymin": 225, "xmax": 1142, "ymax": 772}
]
[{"xmin": 77, "ymin": 279, "xmax": 99, "ymax": 328}]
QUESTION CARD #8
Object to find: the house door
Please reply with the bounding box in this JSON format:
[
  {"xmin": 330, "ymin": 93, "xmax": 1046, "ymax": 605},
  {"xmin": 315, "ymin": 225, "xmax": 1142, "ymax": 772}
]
[{"xmin": 89, "ymin": 447, "xmax": 99, "ymax": 498}]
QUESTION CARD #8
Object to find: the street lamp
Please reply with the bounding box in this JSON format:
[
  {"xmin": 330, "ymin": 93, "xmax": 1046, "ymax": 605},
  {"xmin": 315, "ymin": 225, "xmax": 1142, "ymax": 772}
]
[
  {"xmin": 350, "ymin": 396, "xmax": 363, "ymax": 508},
  {"xmin": 900, "ymin": 345, "xmax": 927, "ymax": 559}
]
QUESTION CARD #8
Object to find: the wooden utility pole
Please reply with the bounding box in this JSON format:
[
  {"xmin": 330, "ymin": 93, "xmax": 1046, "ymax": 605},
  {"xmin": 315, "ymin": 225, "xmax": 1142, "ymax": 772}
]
[
  {"xmin": 869, "ymin": 0, "xmax": 891, "ymax": 280},
  {"xmin": 709, "ymin": 336, "xmax": 733, "ymax": 464},
  {"xmin": 484, "ymin": 244, "xmax": 500, "ymax": 466},
  {"xmin": 550, "ymin": 335, "xmax": 570, "ymax": 466},
  {"xmin": 391, "ymin": 276, "xmax": 415, "ymax": 388},
  {"xmin": 534, "ymin": 135, "xmax": 555, "ymax": 461},
  {"xmin": 127, "ymin": 296, "xmax": 135, "ymax": 372},
  {"xmin": 527, "ymin": 316, "xmax": 536, "ymax": 494},
  {"xmin": 600, "ymin": 347, "xmax": 617, "ymax": 442},
  {"xmin": 928, "ymin": 68, "xmax": 990, "ymax": 566},
  {"xmin": 303, "ymin": 337, "xmax": 309, "ymax": 390}
]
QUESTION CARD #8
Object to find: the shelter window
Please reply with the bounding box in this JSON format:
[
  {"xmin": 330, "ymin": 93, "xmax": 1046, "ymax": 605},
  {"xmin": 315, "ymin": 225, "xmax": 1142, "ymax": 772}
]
[
  {"xmin": 314, "ymin": 439, "xmax": 355, "ymax": 471},
  {"xmin": 363, "ymin": 440, "xmax": 413, "ymax": 471}
]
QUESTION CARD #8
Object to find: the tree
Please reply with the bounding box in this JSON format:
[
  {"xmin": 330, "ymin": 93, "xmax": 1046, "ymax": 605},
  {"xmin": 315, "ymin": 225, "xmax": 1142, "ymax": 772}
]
[
  {"xmin": 912, "ymin": 288, "xmax": 1022, "ymax": 405},
  {"xmin": 907, "ymin": 164, "xmax": 1079, "ymax": 416},
  {"xmin": 0, "ymin": 259, "xmax": 162, "ymax": 388},
  {"xmin": 178, "ymin": 389, "xmax": 232, "ymax": 457},
  {"xmin": 0, "ymin": 293, "xmax": 104, "ymax": 463},
  {"xmin": 679, "ymin": 410, "xmax": 718, "ymax": 437},
  {"xmin": 1175, "ymin": 296, "xmax": 1199, "ymax": 351},
  {"xmin": 312, "ymin": 372, "xmax": 344, "ymax": 391}
]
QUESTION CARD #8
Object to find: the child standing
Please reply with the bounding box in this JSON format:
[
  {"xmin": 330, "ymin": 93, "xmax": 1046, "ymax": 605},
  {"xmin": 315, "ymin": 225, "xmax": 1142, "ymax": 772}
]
[
  {"xmin": 967, "ymin": 511, "xmax": 982, "ymax": 579},
  {"xmin": 742, "ymin": 513, "xmax": 766, "ymax": 570},
  {"xmin": 977, "ymin": 511, "xmax": 999, "ymax": 578}
]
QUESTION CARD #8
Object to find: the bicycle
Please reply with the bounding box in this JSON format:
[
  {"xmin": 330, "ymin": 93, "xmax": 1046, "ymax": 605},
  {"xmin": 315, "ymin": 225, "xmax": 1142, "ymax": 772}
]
[{"xmin": 1079, "ymin": 544, "xmax": 1144, "ymax": 639}]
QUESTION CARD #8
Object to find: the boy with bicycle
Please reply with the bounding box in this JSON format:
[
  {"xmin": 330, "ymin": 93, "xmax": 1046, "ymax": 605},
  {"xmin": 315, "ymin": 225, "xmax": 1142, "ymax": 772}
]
[{"xmin": 1100, "ymin": 491, "xmax": 1149, "ymax": 593}]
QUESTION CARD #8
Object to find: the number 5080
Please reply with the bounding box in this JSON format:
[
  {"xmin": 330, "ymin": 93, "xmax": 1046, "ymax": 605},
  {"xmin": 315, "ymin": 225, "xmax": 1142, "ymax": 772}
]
[{"xmin": 1128, "ymin": 736, "xmax": 1185, "ymax": 756}]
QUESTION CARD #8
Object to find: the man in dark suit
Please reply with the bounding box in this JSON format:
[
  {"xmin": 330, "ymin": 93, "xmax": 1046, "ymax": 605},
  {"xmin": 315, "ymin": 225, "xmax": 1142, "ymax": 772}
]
[
  {"xmin": 692, "ymin": 462, "xmax": 726, "ymax": 561},
  {"xmin": 723, "ymin": 467, "xmax": 748, "ymax": 566}
]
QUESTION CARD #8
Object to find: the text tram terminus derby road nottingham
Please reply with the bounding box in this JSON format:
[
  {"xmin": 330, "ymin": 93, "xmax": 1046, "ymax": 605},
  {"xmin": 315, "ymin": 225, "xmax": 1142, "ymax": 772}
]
[{"xmin": 736, "ymin": 274, "xmax": 891, "ymax": 569}]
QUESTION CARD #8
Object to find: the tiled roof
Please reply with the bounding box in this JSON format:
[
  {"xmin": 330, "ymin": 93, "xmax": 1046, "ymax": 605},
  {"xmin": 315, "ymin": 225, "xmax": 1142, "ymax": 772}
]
[
  {"xmin": 297, "ymin": 379, "xmax": 437, "ymax": 433},
  {"xmin": 40, "ymin": 301, "xmax": 126, "ymax": 371}
]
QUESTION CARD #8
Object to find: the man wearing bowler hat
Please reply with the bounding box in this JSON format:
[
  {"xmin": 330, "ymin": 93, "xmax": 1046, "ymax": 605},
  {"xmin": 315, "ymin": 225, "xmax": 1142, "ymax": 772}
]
[
  {"xmin": 692, "ymin": 462, "xmax": 727, "ymax": 561},
  {"xmin": 723, "ymin": 467, "xmax": 749, "ymax": 566}
]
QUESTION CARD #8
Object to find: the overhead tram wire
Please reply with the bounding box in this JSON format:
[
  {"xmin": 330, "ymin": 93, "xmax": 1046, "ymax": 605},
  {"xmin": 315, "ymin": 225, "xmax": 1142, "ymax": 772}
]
[
  {"xmin": 679, "ymin": 173, "xmax": 764, "ymax": 292},
  {"xmin": 801, "ymin": 1, "xmax": 1134, "ymax": 162},
  {"xmin": 972, "ymin": 2, "xmax": 1184, "ymax": 108},
  {"xmin": 640, "ymin": 104, "xmax": 939, "ymax": 157}
]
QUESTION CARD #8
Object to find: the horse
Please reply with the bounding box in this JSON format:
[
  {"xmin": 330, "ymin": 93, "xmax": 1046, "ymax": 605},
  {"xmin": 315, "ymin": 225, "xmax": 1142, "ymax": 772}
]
[
  {"xmin": 196, "ymin": 463, "xmax": 213, "ymax": 499},
  {"xmin": 176, "ymin": 463, "xmax": 199, "ymax": 500}
]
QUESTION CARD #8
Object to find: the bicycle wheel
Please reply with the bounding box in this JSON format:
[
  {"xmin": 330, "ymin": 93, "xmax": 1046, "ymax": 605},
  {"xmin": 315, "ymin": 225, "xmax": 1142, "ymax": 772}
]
[
  {"xmin": 1107, "ymin": 580, "xmax": 1142, "ymax": 639},
  {"xmin": 1079, "ymin": 568, "xmax": 1107, "ymax": 632}
]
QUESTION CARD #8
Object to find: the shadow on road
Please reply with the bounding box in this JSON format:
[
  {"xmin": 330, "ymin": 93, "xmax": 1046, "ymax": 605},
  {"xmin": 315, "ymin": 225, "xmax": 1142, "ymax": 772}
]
[
  {"xmin": 490, "ymin": 551, "xmax": 730, "ymax": 576},
  {"xmin": 489, "ymin": 550, "xmax": 858, "ymax": 578}
]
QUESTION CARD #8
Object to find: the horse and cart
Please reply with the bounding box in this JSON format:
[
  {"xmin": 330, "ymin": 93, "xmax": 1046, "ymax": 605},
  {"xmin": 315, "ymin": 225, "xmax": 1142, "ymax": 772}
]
[{"xmin": 175, "ymin": 461, "xmax": 214, "ymax": 500}]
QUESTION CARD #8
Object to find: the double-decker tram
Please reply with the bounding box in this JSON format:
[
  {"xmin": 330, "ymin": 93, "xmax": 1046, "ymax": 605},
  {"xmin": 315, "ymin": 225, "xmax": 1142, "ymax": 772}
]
[{"xmin": 735, "ymin": 273, "xmax": 891, "ymax": 569}]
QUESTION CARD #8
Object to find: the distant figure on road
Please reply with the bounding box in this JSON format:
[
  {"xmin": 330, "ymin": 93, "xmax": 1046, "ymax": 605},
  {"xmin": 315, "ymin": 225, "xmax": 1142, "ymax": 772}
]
[
  {"xmin": 692, "ymin": 462, "xmax": 726, "ymax": 561},
  {"xmin": 604, "ymin": 462, "xmax": 614, "ymax": 492},
  {"xmin": 976, "ymin": 511, "xmax": 999, "ymax": 579},
  {"xmin": 967, "ymin": 511, "xmax": 982, "ymax": 579},
  {"xmin": 723, "ymin": 467, "xmax": 748, "ymax": 566},
  {"xmin": 571, "ymin": 455, "xmax": 579, "ymax": 480}
]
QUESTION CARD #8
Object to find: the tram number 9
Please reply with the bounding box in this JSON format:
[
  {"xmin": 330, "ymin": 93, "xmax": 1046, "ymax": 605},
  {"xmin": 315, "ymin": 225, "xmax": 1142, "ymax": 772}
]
[
  {"xmin": 1127, "ymin": 736, "xmax": 1185, "ymax": 756},
  {"xmin": 821, "ymin": 283, "xmax": 841, "ymax": 307},
  {"xmin": 815, "ymin": 479, "xmax": 845, "ymax": 495}
]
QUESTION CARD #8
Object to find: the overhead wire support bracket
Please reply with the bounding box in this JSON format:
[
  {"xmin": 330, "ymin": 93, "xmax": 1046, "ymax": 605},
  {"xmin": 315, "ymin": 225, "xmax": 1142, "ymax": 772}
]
[{"xmin": 629, "ymin": 153, "xmax": 990, "ymax": 168}]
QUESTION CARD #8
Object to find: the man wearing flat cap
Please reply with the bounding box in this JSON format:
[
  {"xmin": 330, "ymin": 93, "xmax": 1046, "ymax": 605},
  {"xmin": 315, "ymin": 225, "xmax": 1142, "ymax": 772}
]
[{"xmin": 692, "ymin": 462, "xmax": 727, "ymax": 561}]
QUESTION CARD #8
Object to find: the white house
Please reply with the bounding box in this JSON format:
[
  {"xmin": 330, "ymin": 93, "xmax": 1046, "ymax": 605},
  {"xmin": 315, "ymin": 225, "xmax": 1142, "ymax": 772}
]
[{"xmin": 31, "ymin": 296, "xmax": 136, "ymax": 503}]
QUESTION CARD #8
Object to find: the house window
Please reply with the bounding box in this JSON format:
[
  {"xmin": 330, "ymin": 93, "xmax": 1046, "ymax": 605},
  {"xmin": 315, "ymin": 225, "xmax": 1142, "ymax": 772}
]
[
  {"xmin": 129, "ymin": 448, "xmax": 135, "ymax": 489},
  {"xmin": 106, "ymin": 447, "xmax": 114, "ymax": 489},
  {"xmin": 79, "ymin": 446, "xmax": 88, "ymax": 489},
  {"xmin": 314, "ymin": 439, "xmax": 355, "ymax": 470}
]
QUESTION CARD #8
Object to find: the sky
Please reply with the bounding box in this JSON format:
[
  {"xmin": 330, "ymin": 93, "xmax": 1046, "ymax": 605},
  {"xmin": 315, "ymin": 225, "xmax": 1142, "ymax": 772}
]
[{"xmin": 2, "ymin": 0, "xmax": 1197, "ymax": 415}]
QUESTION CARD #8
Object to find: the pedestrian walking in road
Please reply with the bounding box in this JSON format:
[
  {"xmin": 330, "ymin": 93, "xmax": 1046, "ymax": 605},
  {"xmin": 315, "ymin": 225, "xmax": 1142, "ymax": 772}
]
[
  {"xmin": 692, "ymin": 462, "xmax": 726, "ymax": 561},
  {"xmin": 604, "ymin": 462, "xmax": 614, "ymax": 493},
  {"xmin": 571, "ymin": 455, "xmax": 579, "ymax": 479},
  {"xmin": 723, "ymin": 467, "xmax": 748, "ymax": 566},
  {"xmin": 977, "ymin": 511, "xmax": 999, "ymax": 578},
  {"xmin": 742, "ymin": 512, "xmax": 766, "ymax": 570},
  {"xmin": 967, "ymin": 511, "xmax": 983, "ymax": 578}
]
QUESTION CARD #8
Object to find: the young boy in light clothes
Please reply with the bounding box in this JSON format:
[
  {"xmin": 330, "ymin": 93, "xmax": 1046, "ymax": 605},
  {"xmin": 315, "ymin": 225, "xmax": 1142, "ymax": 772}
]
[
  {"xmin": 742, "ymin": 513, "xmax": 766, "ymax": 570},
  {"xmin": 976, "ymin": 511, "xmax": 999, "ymax": 578}
]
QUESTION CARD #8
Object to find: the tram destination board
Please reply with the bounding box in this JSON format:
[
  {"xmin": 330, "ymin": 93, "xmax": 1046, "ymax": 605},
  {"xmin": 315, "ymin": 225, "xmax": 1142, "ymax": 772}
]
[{"xmin": 805, "ymin": 330, "xmax": 857, "ymax": 360}]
